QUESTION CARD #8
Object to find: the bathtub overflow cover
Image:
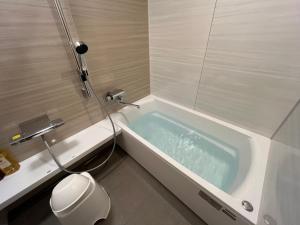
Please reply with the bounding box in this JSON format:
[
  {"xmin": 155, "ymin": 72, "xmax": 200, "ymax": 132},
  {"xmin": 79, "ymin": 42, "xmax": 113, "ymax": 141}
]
[{"xmin": 242, "ymin": 200, "xmax": 253, "ymax": 212}]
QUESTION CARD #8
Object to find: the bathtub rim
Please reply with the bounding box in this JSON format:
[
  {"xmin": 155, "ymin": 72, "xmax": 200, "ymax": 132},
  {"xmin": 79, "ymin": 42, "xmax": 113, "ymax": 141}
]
[{"xmin": 113, "ymin": 95, "xmax": 270, "ymax": 225}]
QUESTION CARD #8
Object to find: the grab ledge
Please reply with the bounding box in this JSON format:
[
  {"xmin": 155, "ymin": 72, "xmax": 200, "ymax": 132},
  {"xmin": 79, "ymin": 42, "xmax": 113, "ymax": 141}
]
[{"xmin": 0, "ymin": 119, "xmax": 121, "ymax": 211}]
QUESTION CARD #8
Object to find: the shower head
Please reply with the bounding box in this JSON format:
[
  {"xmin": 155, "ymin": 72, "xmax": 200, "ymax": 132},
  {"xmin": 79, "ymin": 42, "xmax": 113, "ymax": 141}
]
[
  {"xmin": 74, "ymin": 41, "xmax": 91, "ymax": 97},
  {"xmin": 74, "ymin": 41, "xmax": 88, "ymax": 55}
]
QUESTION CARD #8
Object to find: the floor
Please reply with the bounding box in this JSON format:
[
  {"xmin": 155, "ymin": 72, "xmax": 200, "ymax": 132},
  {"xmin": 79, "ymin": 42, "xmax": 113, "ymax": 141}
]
[{"xmin": 8, "ymin": 146, "xmax": 206, "ymax": 225}]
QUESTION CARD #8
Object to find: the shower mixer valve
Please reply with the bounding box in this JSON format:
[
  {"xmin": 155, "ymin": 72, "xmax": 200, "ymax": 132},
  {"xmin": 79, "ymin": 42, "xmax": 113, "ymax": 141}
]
[
  {"xmin": 105, "ymin": 89, "xmax": 140, "ymax": 109},
  {"xmin": 9, "ymin": 115, "xmax": 64, "ymax": 146}
]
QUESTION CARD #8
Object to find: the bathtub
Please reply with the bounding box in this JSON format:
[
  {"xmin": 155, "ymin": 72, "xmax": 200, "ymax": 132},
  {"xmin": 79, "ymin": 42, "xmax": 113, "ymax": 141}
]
[{"xmin": 113, "ymin": 95, "xmax": 270, "ymax": 225}]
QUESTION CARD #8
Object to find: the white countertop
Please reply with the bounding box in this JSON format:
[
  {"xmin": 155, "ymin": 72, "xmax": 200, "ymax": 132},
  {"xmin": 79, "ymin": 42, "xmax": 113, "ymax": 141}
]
[{"xmin": 0, "ymin": 119, "xmax": 121, "ymax": 211}]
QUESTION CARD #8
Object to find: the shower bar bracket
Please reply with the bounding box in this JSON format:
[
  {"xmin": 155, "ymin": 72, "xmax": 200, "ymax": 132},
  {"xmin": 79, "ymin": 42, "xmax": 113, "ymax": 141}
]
[{"xmin": 52, "ymin": 0, "xmax": 92, "ymax": 97}]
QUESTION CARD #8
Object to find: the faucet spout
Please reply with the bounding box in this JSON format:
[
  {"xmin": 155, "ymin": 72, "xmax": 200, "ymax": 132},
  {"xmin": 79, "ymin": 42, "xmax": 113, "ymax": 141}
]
[
  {"xmin": 118, "ymin": 100, "xmax": 140, "ymax": 109},
  {"xmin": 105, "ymin": 89, "xmax": 140, "ymax": 109}
]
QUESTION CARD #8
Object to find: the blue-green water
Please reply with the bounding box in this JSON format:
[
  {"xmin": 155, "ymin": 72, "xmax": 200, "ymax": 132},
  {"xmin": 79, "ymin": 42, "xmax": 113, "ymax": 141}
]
[{"xmin": 128, "ymin": 111, "xmax": 239, "ymax": 192}]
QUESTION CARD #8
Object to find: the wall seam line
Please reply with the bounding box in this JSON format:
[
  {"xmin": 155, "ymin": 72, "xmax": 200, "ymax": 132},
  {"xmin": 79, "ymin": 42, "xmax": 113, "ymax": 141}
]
[
  {"xmin": 271, "ymin": 98, "xmax": 300, "ymax": 139},
  {"xmin": 193, "ymin": 0, "xmax": 218, "ymax": 109},
  {"xmin": 147, "ymin": 0, "xmax": 152, "ymax": 94}
]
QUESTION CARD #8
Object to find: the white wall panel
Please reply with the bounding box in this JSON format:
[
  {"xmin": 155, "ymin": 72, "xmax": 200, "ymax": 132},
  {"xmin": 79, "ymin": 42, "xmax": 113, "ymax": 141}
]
[
  {"xmin": 149, "ymin": 0, "xmax": 216, "ymax": 107},
  {"xmin": 195, "ymin": 0, "xmax": 300, "ymax": 136}
]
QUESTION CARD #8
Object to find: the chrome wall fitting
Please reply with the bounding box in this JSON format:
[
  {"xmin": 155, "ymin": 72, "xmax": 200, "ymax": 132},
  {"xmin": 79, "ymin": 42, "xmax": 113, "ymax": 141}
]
[
  {"xmin": 105, "ymin": 89, "xmax": 140, "ymax": 109},
  {"xmin": 105, "ymin": 89, "xmax": 125, "ymax": 102},
  {"xmin": 10, "ymin": 115, "xmax": 64, "ymax": 146}
]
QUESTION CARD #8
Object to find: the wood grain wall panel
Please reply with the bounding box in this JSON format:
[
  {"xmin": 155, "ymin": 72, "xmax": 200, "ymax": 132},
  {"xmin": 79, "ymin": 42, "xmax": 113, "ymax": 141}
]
[
  {"xmin": 149, "ymin": 0, "xmax": 216, "ymax": 107},
  {"xmin": 69, "ymin": 0, "xmax": 150, "ymax": 104},
  {"xmin": 195, "ymin": 0, "xmax": 300, "ymax": 136},
  {"xmin": 0, "ymin": 0, "xmax": 149, "ymax": 161}
]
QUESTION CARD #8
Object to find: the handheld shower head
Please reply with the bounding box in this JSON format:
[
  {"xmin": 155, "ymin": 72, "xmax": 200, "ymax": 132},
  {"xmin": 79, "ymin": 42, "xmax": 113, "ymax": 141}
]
[
  {"xmin": 74, "ymin": 41, "xmax": 88, "ymax": 55},
  {"xmin": 74, "ymin": 41, "xmax": 88, "ymax": 68},
  {"xmin": 74, "ymin": 41, "xmax": 91, "ymax": 97}
]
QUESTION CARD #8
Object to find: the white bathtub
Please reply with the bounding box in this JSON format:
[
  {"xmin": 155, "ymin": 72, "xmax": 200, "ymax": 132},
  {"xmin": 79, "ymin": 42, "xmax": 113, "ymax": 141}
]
[{"xmin": 113, "ymin": 95, "xmax": 270, "ymax": 225}]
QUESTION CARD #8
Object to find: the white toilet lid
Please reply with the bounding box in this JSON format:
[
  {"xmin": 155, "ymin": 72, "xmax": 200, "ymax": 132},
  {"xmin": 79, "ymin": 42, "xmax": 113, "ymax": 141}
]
[{"xmin": 50, "ymin": 174, "xmax": 91, "ymax": 212}]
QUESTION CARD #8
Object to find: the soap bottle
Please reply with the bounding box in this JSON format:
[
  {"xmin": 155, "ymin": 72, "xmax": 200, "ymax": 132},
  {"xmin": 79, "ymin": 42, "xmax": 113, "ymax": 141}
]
[{"xmin": 0, "ymin": 149, "xmax": 20, "ymax": 175}]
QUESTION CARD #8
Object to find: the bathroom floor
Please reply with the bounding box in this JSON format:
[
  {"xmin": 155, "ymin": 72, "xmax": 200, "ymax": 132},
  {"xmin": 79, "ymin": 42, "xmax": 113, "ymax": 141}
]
[{"xmin": 8, "ymin": 146, "xmax": 206, "ymax": 225}]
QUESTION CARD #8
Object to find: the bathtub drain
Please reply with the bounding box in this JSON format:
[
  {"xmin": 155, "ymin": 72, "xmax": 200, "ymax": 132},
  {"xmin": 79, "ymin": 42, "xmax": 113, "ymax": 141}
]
[{"xmin": 242, "ymin": 200, "xmax": 253, "ymax": 212}]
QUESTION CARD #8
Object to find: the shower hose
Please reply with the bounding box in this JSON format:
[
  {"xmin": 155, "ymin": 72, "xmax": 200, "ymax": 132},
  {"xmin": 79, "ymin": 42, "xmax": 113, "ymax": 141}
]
[
  {"xmin": 42, "ymin": 79, "xmax": 117, "ymax": 174},
  {"xmin": 42, "ymin": 0, "xmax": 117, "ymax": 174}
]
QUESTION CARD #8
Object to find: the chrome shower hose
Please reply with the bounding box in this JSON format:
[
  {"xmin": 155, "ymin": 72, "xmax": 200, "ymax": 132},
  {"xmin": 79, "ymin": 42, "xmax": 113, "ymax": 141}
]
[{"xmin": 42, "ymin": 80, "xmax": 117, "ymax": 174}]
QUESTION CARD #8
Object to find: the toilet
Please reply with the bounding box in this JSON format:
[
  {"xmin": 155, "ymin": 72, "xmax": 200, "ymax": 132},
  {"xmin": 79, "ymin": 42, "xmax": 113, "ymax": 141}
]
[{"xmin": 50, "ymin": 172, "xmax": 110, "ymax": 225}]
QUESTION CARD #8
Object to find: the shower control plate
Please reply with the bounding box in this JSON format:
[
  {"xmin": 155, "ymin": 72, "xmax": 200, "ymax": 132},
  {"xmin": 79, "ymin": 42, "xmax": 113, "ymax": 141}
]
[{"xmin": 10, "ymin": 115, "xmax": 64, "ymax": 145}]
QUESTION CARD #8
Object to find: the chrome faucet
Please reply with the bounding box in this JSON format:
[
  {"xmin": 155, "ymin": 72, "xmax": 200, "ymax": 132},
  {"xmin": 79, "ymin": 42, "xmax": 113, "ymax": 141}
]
[
  {"xmin": 117, "ymin": 98, "xmax": 140, "ymax": 109},
  {"xmin": 9, "ymin": 115, "xmax": 64, "ymax": 146},
  {"xmin": 105, "ymin": 89, "xmax": 140, "ymax": 109}
]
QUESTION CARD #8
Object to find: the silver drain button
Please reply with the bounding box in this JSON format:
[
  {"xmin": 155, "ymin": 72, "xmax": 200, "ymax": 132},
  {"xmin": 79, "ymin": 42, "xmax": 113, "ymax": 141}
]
[{"xmin": 242, "ymin": 200, "xmax": 253, "ymax": 212}]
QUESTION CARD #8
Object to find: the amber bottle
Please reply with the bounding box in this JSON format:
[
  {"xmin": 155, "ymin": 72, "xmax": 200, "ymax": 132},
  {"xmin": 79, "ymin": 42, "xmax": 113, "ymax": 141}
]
[{"xmin": 0, "ymin": 149, "xmax": 20, "ymax": 175}]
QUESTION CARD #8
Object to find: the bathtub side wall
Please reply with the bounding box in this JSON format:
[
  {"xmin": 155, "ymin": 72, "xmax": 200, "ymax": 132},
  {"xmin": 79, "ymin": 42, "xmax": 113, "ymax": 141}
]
[
  {"xmin": 118, "ymin": 129, "xmax": 251, "ymax": 225},
  {"xmin": 258, "ymin": 100, "xmax": 300, "ymax": 225}
]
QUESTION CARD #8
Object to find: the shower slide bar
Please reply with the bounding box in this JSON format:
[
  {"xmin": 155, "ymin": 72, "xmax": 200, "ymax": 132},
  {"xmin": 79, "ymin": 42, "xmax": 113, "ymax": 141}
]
[{"xmin": 52, "ymin": 0, "xmax": 92, "ymax": 97}]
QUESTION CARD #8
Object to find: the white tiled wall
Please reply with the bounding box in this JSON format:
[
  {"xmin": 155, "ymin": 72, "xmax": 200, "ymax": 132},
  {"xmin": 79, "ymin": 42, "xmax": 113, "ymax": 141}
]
[
  {"xmin": 149, "ymin": 0, "xmax": 300, "ymax": 137},
  {"xmin": 149, "ymin": 0, "xmax": 216, "ymax": 107},
  {"xmin": 195, "ymin": 0, "xmax": 300, "ymax": 137}
]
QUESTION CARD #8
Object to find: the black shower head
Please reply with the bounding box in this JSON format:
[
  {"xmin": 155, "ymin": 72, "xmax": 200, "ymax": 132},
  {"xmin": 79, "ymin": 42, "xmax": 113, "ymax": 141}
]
[{"xmin": 74, "ymin": 41, "xmax": 88, "ymax": 54}]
